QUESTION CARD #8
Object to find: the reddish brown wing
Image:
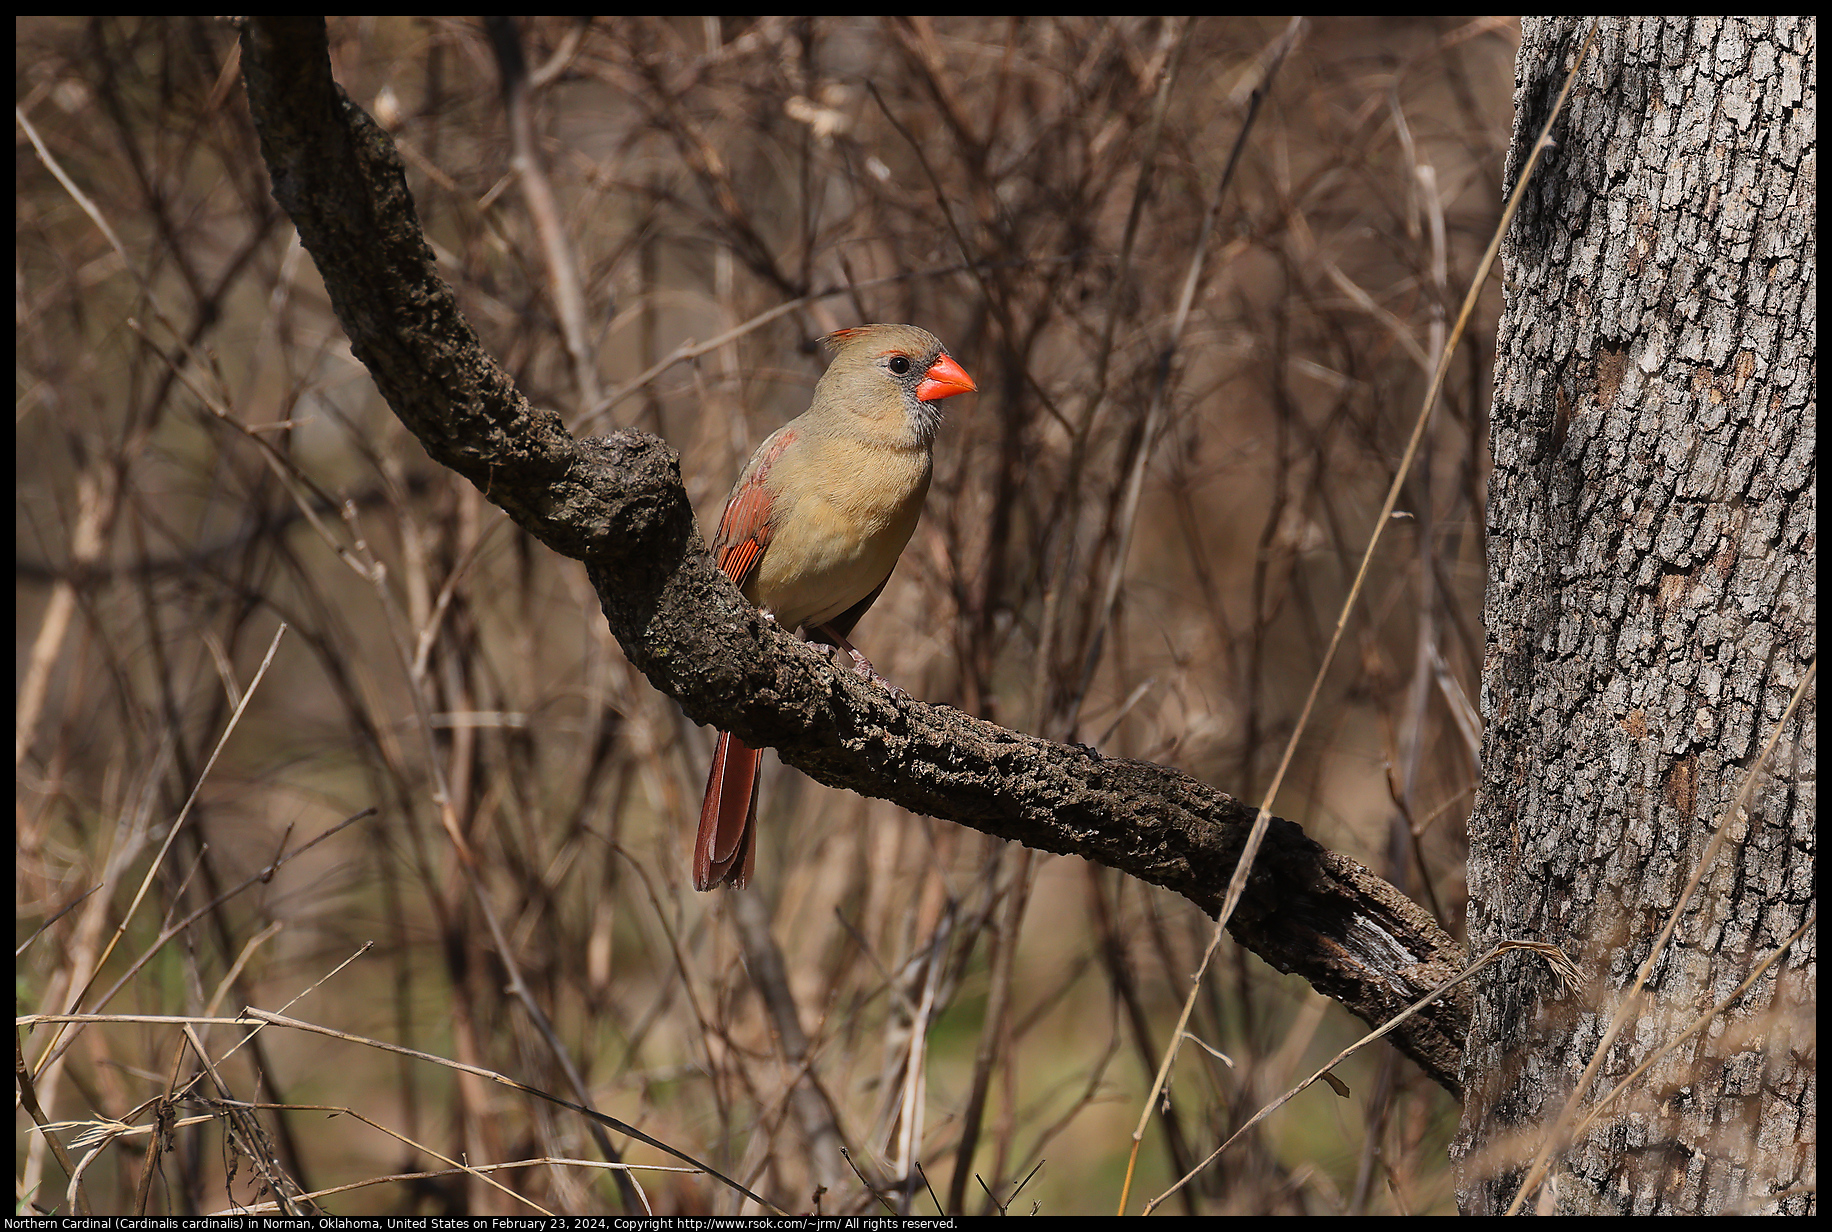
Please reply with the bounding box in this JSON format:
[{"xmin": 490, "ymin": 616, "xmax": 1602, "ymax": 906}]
[
  {"xmin": 694, "ymin": 427, "xmax": 798, "ymax": 890},
  {"xmin": 713, "ymin": 428, "xmax": 797, "ymax": 590}
]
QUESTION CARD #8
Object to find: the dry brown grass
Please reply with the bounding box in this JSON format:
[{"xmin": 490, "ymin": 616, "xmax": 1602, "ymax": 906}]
[{"xmin": 17, "ymin": 15, "xmax": 1518, "ymax": 1215}]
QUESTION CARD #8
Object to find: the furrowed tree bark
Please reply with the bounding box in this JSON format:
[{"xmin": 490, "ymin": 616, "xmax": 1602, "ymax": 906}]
[{"xmin": 1454, "ymin": 17, "xmax": 1814, "ymax": 1216}]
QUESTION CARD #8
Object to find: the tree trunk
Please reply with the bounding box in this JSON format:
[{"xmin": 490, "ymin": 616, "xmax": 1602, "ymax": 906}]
[{"xmin": 1454, "ymin": 17, "xmax": 1814, "ymax": 1216}]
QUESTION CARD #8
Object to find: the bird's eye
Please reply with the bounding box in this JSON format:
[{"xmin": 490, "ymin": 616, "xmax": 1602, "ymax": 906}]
[{"xmin": 888, "ymin": 355, "xmax": 912, "ymax": 375}]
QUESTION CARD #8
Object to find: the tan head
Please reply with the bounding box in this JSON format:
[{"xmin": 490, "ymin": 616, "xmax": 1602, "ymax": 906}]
[{"xmin": 813, "ymin": 324, "xmax": 976, "ymax": 444}]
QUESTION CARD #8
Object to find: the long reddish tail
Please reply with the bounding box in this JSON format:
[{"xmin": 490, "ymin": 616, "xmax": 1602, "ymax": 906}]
[{"xmin": 694, "ymin": 730, "xmax": 761, "ymax": 890}]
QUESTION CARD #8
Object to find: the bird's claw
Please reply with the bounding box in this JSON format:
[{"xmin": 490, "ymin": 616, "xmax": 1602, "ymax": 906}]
[{"xmin": 845, "ymin": 645, "xmax": 908, "ymax": 700}]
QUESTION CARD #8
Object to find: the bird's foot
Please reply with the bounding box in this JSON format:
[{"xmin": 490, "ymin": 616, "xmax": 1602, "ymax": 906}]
[
  {"xmin": 845, "ymin": 644, "xmax": 909, "ymax": 701},
  {"xmin": 814, "ymin": 624, "xmax": 908, "ymax": 701}
]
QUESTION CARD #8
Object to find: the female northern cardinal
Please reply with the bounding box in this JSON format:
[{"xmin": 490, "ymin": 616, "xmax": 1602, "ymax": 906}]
[{"xmin": 694, "ymin": 324, "xmax": 977, "ymax": 890}]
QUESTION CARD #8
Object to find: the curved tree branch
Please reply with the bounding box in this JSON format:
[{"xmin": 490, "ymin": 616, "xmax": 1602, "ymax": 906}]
[{"xmin": 238, "ymin": 16, "xmax": 1469, "ymax": 1097}]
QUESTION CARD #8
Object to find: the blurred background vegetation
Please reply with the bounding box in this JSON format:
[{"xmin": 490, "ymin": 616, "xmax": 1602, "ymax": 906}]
[{"xmin": 17, "ymin": 15, "xmax": 1515, "ymax": 1216}]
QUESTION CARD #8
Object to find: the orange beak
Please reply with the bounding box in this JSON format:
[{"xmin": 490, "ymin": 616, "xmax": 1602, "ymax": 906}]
[{"xmin": 915, "ymin": 352, "xmax": 977, "ymax": 402}]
